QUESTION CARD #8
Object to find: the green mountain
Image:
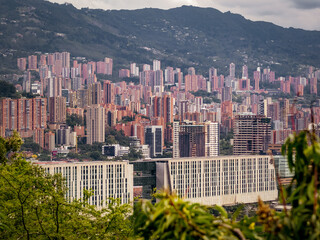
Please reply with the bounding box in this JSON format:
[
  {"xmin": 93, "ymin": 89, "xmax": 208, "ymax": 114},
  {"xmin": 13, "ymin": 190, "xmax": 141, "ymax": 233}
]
[{"xmin": 1, "ymin": 0, "xmax": 320, "ymax": 76}]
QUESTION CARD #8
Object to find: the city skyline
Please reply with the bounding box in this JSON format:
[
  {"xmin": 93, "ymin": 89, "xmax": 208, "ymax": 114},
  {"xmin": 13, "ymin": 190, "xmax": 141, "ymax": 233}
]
[{"xmin": 50, "ymin": 0, "xmax": 320, "ymax": 30}]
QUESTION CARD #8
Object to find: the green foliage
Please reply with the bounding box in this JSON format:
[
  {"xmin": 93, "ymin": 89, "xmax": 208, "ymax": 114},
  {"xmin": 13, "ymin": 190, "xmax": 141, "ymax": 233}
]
[
  {"xmin": 77, "ymin": 142, "xmax": 106, "ymax": 160},
  {"xmin": 1, "ymin": 1, "xmax": 319, "ymax": 76},
  {"xmin": 105, "ymin": 127, "xmax": 131, "ymax": 147},
  {"xmin": 89, "ymin": 151, "xmax": 102, "ymax": 160},
  {"xmin": 123, "ymin": 147, "xmax": 144, "ymax": 161},
  {"xmin": 66, "ymin": 113, "xmax": 84, "ymax": 129},
  {"xmin": 220, "ymin": 131, "xmax": 233, "ymax": 155},
  {"xmin": 0, "ymin": 134, "xmax": 134, "ymax": 239},
  {"xmin": 0, "ymin": 80, "xmax": 19, "ymax": 98},
  {"xmin": 261, "ymin": 130, "xmax": 320, "ymax": 239},
  {"xmin": 232, "ymin": 93, "xmax": 244, "ymax": 103},
  {"xmin": 0, "ymin": 131, "xmax": 23, "ymax": 164},
  {"xmin": 119, "ymin": 116, "xmax": 135, "ymax": 123},
  {"xmin": 20, "ymin": 137, "xmax": 41, "ymax": 153},
  {"xmin": 220, "ymin": 139, "xmax": 233, "ymax": 155},
  {"xmin": 134, "ymin": 191, "xmax": 260, "ymax": 240},
  {"xmin": 191, "ymin": 90, "xmax": 221, "ymax": 104}
]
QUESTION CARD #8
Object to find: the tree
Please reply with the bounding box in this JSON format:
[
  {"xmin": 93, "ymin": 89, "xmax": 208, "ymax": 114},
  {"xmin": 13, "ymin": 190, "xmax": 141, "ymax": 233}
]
[
  {"xmin": 89, "ymin": 151, "xmax": 102, "ymax": 160},
  {"xmin": 123, "ymin": 147, "xmax": 143, "ymax": 161},
  {"xmin": 134, "ymin": 191, "xmax": 259, "ymax": 239},
  {"xmin": 66, "ymin": 113, "xmax": 83, "ymax": 129},
  {"xmin": 0, "ymin": 133, "xmax": 134, "ymax": 239},
  {"xmin": 256, "ymin": 130, "xmax": 320, "ymax": 239},
  {"xmin": 0, "ymin": 80, "xmax": 18, "ymax": 98}
]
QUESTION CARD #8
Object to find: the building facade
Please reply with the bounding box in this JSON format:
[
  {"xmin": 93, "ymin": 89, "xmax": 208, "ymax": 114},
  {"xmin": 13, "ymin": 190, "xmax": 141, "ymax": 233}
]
[
  {"xmin": 86, "ymin": 105, "xmax": 105, "ymax": 144},
  {"xmin": 173, "ymin": 121, "xmax": 219, "ymax": 158},
  {"xmin": 156, "ymin": 155, "xmax": 277, "ymax": 205},
  {"xmin": 233, "ymin": 114, "xmax": 271, "ymax": 155},
  {"xmin": 144, "ymin": 125, "xmax": 163, "ymax": 157},
  {"xmin": 37, "ymin": 161, "xmax": 134, "ymax": 207}
]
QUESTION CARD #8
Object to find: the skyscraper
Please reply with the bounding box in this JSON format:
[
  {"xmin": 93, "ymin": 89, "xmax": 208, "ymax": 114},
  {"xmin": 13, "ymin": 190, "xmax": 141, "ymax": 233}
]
[
  {"xmin": 88, "ymin": 82, "xmax": 102, "ymax": 105},
  {"xmin": 153, "ymin": 60, "xmax": 161, "ymax": 71},
  {"xmin": 104, "ymin": 57, "xmax": 113, "ymax": 75},
  {"xmin": 204, "ymin": 121, "xmax": 219, "ymax": 157},
  {"xmin": 164, "ymin": 67, "xmax": 174, "ymax": 84},
  {"xmin": 242, "ymin": 65, "xmax": 248, "ymax": 79},
  {"xmin": 23, "ymin": 71, "xmax": 31, "ymax": 93},
  {"xmin": 28, "ymin": 55, "xmax": 38, "ymax": 70},
  {"xmin": 233, "ymin": 114, "xmax": 271, "ymax": 155},
  {"xmin": 17, "ymin": 58, "xmax": 27, "ymax": 71},
  {"xmin": 179, "ymin": 123, "xmax": 205, "ymax": 158},
  {"xmin": 86, "ymin": 105, "xmax": 105, "ymax": 144},
  {"xmin": 254, "ymin": 69, "xmax": 261, "ymax": 91},
  {"xmin": 153, "ymin": 70, "xmax": 164, "ymax": 93},
  {"xmin": 61, "ymin": 52, "xmax": 70, "ymax": 68},
  {"xmin": 103, "ymin": 80, "xmax": 114, "ymax": 104},
  {"xmin": 0, "ymin": 97, "xmax": 47, "ymax": 137},
  {"xmin": 173, "ymin": 121, "xmax": 219, "ymax": 158},
  {"xmin": 145, "ymin": 126, "xmax": 163, "ymax": 157},
  {"xmin": 229, "ymin": 63, "xmax": 235, "ymax": 79},
  {"xmin": 48, "ymin": 96, "xmax": 66, "ymax": 124}
]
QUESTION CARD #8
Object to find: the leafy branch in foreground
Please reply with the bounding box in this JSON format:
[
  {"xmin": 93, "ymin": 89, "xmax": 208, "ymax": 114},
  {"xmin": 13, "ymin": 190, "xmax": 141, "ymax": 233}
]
[
  {"xmin": 0, "ymin": 133, "xmax": 134, "ymax": 240},
  {"xmin": 134, "ymin": 191, "xmax": 261, "ymax": 240}
]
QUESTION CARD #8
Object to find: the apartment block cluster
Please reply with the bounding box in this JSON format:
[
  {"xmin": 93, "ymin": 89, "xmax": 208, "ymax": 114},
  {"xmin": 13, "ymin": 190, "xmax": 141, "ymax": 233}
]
[
  {"xmin": 4, "ymin": 51, "xmax": 320, "ymax": 207},
  {"xmin": 3, "ymin": 53, "xmax": 318, "ymax": 159}
]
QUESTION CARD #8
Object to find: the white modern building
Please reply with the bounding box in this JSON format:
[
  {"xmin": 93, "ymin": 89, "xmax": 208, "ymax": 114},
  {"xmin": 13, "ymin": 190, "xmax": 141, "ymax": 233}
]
[
  {"xmin": 36, "ymin": 161, "xmax": 134, "ymax": 207},
  {"xmin": 204, "ymin": 121, "xmax": 219, "ymax": 157},
  {"xmin": 102, "ymin": 144, "xmax": 130, "ymax": 157},
  {"xmin": 156, "ymin": 155, "xmax": 278, "ymax": 205}
]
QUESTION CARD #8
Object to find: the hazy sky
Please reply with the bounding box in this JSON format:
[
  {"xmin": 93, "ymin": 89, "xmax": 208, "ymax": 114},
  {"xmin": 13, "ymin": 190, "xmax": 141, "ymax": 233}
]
[{"xmin": 50, "ymin": 0, "xmax": 320, "ymax": 31}]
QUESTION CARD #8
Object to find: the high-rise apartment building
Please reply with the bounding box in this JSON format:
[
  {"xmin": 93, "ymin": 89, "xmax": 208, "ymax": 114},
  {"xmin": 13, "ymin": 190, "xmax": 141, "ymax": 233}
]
[
  {"xmin": 178, "ymin": 123, "xmax": 205, "ymax": 157},
  {"xmin": 28, "ymin": 55, "xmax": 38, "ymax": 70},
  {"xmin": 204, "ymin": 121, "xmax": 219, "ymax": 157},
  {"xmin": 229, "ymin": 63, "xmax": 235, "ymax": 78},
  {"xmin": 145, "ymin": 126, "xmax": 163, "ymax": 157},
  {"xmin": 87, "ymin": 82, "xmax": 102, "ymax": 105},
  {"xmin": 119, "ymin": 69, "xmax": 130, "ymax": 78},
  {"xmin": 76, "ymin": 89, "xmax": 89, "ymax": 108},
  {"xmin": 23, "ymin": 71, "xmax": 31, "ymax": 93},
  {"xmin": 164, "ymin": 67, "xmax": 174, "ymax": 84},
  {"xmin": 104, "ymin": 57, "xmax": 113, "ymax": 75},
  {"xmin": 130, "ymin": 63, "xmax": 139, "ymax": 77},
  {"xmin": 209, "ymin": 67, "xmax": 218, "ymax": 80},
  {"xmin": 48, "ymin": 96, "xmax": 66, "ymax": 124},
  {"xmin": 61, "ymin": 52, "xmax": 70, "ymax": 68},
  {"xmin": 187, "ymin": 67, "xmax": 196, "ymax": 75},
  {"xmin": 17, "ymin": 58, "xmax": 27, "ymax": 71},
  {"xmin": 233, "ymin": 114, "xmax": 271, "ymax": 155},
  {"xmin": 86, "ymin": 105, "xmax": 105, "ymax": 144},
  {"xmin": 310, "ymin": 77, "xmax": 317, "ymax": 95},
  {"xmin": 153, "ymin": 60, "xmax": 161, "ymax": 71},
  {"xmin": 242, "ymin": 65, "xmax": 248, "ymax": 79},
  {"xmin": 173, "ymin": 121, "xmax": 219, "ymax": 158},
  {"xmin": 47, "ymin": 77, "xmax": 62, "ymax": 97},
  {"xmin": 153, "ymin": 70, "xmax": 164, "ymax": 93},
  {"xmin": 0, "ymin": 98, "xmax": 47, "ymax": 137},
  {"xmin": 253, "ymin": 69, "xmax": 261, "ymax": 91},
  {"xmin": 103, "ymin": 80, "xmax": 114, "ymax": 104}
]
